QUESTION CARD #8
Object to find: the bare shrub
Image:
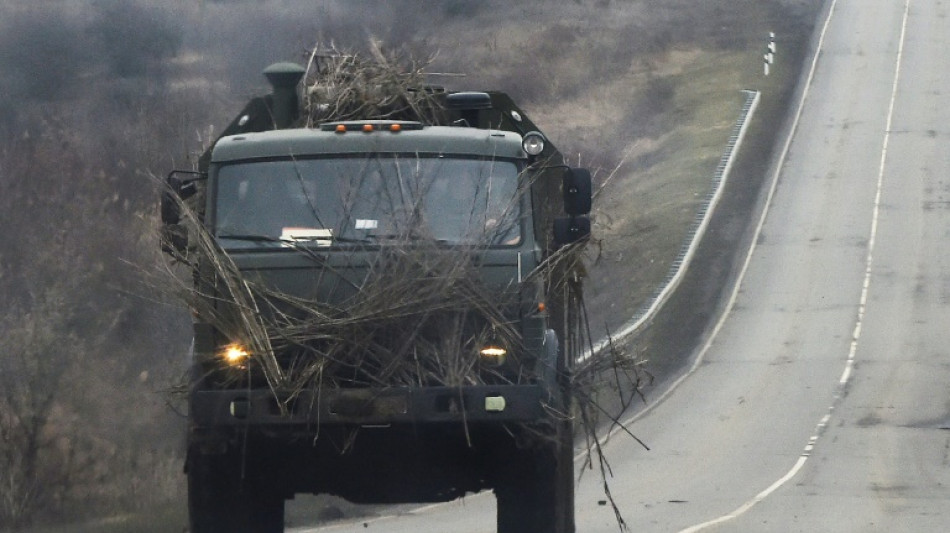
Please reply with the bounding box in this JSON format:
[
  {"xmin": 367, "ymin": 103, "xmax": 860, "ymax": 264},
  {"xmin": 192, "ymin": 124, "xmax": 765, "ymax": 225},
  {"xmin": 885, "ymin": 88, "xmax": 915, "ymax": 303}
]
[
  {"xmin": 0, "ymin": 98, "xmax": 190, "ymax": 528},
  {"xmin": 0, "ymin": 285, "xmax": 92, "ymax": 529}
]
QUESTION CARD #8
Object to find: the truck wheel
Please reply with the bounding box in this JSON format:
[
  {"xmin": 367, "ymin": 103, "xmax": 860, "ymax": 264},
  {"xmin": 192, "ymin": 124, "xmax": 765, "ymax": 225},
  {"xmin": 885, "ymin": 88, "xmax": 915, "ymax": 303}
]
[
  {"xmin": 188, "ymin": 450, "xmax": 285, "ymax": 533},
  {"xmin": 495, "ymin": 419, "xmax": 575, "ymax": 533}
]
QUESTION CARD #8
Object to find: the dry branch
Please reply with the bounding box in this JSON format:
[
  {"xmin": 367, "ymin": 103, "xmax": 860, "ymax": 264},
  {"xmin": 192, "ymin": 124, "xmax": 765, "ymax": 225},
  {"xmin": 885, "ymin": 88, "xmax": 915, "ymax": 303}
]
[
  {"xmin": 300, "ymin": 40, "xmax": 445, "ymax": 126},
  {"xmin": 156, "ymin": 42, "xmax": 649, "ymax": 529}
]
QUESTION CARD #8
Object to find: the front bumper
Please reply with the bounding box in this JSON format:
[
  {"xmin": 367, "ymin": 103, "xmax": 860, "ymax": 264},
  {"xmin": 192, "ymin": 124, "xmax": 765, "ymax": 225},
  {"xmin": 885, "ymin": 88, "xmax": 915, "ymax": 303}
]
[{"xmin": 191, "ymin": 384, "xmax": 556, "ymax": 428}]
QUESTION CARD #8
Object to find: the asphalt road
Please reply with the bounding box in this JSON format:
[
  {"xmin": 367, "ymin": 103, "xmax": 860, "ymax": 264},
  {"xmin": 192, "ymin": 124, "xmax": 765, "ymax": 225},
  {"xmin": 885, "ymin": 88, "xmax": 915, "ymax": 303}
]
[{"xmin": 294, "ymin": 0, "xmax": 950, "ymax": 530}]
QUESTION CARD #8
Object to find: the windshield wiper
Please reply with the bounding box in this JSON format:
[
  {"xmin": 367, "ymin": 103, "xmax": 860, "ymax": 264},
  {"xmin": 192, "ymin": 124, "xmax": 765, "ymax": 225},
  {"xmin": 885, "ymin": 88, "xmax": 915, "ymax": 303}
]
[
  {"xmin": 295, "ymin": 235, "xmax": 375, "ymax": 244},
  {"xmin": 217, "ymin": 234, "xmax": 281, "ymax": 243},
  {"xmin": 365, "ymin": 233, "xmax": 452, "ymax": 245},
  {"xmin": 217, "ymin": 233, "xmax": 374, "ymax": 245}
]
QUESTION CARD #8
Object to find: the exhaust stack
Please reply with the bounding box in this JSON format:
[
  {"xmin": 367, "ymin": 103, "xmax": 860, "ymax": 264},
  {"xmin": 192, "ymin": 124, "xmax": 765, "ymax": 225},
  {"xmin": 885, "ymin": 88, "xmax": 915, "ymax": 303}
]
[{"xmin": 263, "ymin": 62, "xmax": 306, "ymax": 129}]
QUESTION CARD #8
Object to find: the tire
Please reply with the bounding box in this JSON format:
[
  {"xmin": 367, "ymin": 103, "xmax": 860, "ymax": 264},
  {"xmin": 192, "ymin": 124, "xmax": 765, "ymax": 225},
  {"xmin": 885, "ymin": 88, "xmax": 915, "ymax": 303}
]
[
  {"xmin": 495, "ymin": 418, "xmax": 575, "ymax": 533},
  {"xmin": 188, "ymin": 450, "xmax": 285, "ymax": 533}
]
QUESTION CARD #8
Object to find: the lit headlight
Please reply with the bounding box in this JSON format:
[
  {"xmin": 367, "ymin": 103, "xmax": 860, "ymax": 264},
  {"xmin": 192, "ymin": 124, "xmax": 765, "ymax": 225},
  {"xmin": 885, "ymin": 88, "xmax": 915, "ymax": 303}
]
[
  {"xmin": 522, "ymin": 131, "xmax": 545, "ymax": 156},
  {"xmin": 479, "ymin": 345, "xmax": 508, "ymax": 365},
  {"xmin": 221, "ymin": 343, "xmax": 250, "ymax": 367}
]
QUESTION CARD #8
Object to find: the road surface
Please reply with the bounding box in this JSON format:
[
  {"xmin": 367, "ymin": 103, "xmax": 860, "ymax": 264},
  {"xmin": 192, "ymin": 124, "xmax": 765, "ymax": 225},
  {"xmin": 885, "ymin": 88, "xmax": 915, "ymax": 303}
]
[{"xmin": 293, "ymin": 0, "xmax": 950, "ymax": 530}]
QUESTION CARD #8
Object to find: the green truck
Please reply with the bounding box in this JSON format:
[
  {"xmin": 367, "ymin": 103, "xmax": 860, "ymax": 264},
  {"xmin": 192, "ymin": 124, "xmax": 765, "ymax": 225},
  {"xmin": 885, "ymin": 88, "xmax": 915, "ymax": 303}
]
[{"xmin": 161, "ymin": 62, "xmax": 592, "ymax": 533}]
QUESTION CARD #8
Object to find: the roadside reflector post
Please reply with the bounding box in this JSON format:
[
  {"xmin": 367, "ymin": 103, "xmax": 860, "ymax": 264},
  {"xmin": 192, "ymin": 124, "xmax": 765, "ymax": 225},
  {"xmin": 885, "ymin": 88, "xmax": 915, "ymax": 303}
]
[{"xmin": 764, "ymin": 31, "xmax": 776, "ymax": 76}]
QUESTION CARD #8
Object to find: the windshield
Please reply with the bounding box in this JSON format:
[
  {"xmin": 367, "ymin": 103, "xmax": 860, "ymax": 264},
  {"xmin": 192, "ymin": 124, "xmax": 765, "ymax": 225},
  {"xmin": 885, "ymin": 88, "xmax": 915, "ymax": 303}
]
[{"xmin": 213, "ymin": 155, "xmax": 523, "ymax": 248}]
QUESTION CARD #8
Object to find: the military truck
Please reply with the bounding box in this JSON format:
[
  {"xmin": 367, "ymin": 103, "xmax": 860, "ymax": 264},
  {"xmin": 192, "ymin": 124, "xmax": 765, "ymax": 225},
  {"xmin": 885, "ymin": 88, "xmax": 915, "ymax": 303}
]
[{"xmin": 161, "ymin": 62, "xmax": 592, "ymax": 533}]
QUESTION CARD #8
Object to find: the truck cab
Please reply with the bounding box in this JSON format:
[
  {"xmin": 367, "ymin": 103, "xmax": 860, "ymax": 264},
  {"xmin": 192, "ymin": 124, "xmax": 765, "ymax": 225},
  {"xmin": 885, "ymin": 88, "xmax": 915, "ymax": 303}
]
[{"xmin": 162, "ymin": 63, "xmax": 591, "ymax": 533}]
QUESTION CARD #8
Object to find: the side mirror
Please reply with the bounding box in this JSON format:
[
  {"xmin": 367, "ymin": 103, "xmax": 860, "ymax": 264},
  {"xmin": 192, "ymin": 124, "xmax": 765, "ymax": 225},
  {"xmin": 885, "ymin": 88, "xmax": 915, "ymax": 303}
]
[
  {"xmin": 553, "ymin": 216, "xmax": 591, "ymax": 245},
  {"xmin": 161, "ymin": 171, "xmax": 202, "ymax": 255},
  {"xmin": 563, "ymin": 168, "xmax": 592, "ymax": 216},
  {"xmin": 161, "ymin": 171, "xmax": 201, "ymax": 225},
  {"xmin": 161, "ymin": 177, "xmax": 182, "ymax": 225}
]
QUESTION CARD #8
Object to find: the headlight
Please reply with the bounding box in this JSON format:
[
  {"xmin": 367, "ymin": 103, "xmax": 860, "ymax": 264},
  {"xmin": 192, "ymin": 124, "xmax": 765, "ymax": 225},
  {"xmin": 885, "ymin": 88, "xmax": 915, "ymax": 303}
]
[
  {"xmin": 221, "ymin": 343, "xmax": 250, "ymax": 367},
  {"xmin": 479, "ymin": 344, "xmax": 508, "ymax": 366},
  {"xmin": 522, "ymin": 131, "xmax": 545, "ymax": 156}
]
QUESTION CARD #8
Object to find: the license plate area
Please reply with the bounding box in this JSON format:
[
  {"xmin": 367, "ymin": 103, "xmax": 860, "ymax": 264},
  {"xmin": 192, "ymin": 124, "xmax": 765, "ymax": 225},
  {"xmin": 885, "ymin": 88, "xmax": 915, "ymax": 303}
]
[{"xmin": 329, "ymin": 390, "xmax": 409, "ymax": 417}]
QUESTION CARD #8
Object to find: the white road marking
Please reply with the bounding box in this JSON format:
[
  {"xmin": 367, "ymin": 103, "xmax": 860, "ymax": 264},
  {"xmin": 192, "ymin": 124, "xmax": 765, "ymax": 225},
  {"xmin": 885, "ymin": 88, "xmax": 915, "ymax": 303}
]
[
  {"xmin": 604, "ymin": 0, "xmax": 844, "ymax": 444},
  {"xmin": 678, "ymin": 0, "xmax": 911, "ymax": 530}
]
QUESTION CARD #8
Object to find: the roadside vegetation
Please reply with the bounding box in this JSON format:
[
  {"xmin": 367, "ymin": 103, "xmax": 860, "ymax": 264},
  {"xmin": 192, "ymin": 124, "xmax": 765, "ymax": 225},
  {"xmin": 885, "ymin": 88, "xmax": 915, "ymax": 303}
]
[{"xmin": 0, "ymin": 0, "xmax": 820, "ymax": 529}]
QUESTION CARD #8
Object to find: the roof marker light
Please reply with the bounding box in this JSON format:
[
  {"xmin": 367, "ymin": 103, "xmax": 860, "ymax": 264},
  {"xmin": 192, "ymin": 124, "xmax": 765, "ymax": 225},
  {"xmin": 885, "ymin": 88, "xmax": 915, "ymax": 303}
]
[{"xmin": 320, "ymin": 121, "xmax": 424, "ymax": 132}]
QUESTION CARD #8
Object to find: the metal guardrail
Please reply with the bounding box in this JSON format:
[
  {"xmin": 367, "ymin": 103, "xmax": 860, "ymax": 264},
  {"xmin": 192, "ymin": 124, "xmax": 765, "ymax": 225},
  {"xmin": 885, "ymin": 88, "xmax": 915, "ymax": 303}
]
[{"xmin": 581, "ymin": 89, "xmax": 761, "ymax": 363}]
